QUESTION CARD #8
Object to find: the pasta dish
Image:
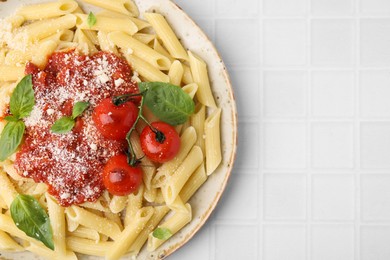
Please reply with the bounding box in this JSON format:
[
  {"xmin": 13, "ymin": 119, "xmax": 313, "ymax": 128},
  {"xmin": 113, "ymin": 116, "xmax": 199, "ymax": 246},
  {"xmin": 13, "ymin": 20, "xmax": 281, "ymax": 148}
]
[{"xmin": 0, "ymin": 0, "xmax": 223, "ymax": 259}]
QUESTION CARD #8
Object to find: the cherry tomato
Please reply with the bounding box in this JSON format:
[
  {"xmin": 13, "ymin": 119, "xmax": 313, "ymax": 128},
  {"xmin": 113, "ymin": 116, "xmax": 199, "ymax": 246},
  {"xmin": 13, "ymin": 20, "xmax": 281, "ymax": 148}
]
[
  {"xmin": 102, "ymin": 154, "xmax": 143, "ymax": 196},
  {"xmin": 92, "ymin": 98, "xmax": 138, "ymax": 140},
  {"xmin": 140, "ymin": 122, "xmax": 181, "ymax": 163}
]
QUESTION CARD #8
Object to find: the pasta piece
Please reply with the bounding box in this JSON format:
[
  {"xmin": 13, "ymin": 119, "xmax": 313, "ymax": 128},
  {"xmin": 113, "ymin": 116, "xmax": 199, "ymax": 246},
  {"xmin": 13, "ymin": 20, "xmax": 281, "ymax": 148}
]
[
  {"xmin": 144, "ymin": 13, "xmax": 188, "ymax": 60},
  {"xmin": 96, "ymin": 10, "xmax": 150, "ymax": 31},
  {"xmin": 124, "ymin": 184, "xmax": 144, "ymax": 227},
  {"xmin": 153, "ymin": 127, "xmax": 197, "ymax": 188},
  {"xmin": 0, "ymin": 171, "xmax": 17, "ymax": 208},
  {"xmin": 0, "ymin": 66, "xmax": 25, "ymax": 82},
  {"xmin": 205, "ymin": 108, "xmax": 222, "ymax": 175},
  {"xmin": 188, "ymin": 51, "xmax": 217, "ymax": 107},
  {"xmin": 168, "ymin": 60, "xmax": 184, "ymax": 86},
  {"xmin": 66, "ymin": 236, "xmax": 113, "ymax": 256},
  {"xmin": 82, "ymin": 29, "xmax": 99, "ymax": 45},
  {"xmin": 68, "ymin": 226, "xmax": 100, "ymax": 242},
  {"xmin": 180, "ymin": 163, "xmax": 207, "ymax": 203},
  {"xmin": 5, "ymin": 50, "xmax": 32, "ymax": 66},
  {"xmin": 109, "ymin": 195, "xmax": 128, "ymax": 214},
  {"xmin": 190, "ymin": 103, "xmax": 206, "ymax": 155},
  {"xmin": 65, "ymin": 206, "xmax": 121, "ymax": 240},
  {"xmin": 109, "ymin": 31, "xmax": 171, "ymax": 71},
  {"xmin": 46, "ymin": 194, "xmax": 67, "ymax": 256},
  {"xmin": 97, "ymin": 31, "xmax": 118, "ymax": 54},
  {"xmin": 32, "ymin": 40, "xmax": 58, "ymax": 68},
  {"xmin": 147, "ymin": 204, "xmax": 192, "ymax": 251},
  {"xmin": 106, "ymin": 207, "xmax": 154, "ymax": 260},
  {"xmin": 182, "ymin": 64, "xmax": 194, "ymax": 85},
  {"xmin": 123, "ymin": 53, "xmax": 169, "ymax": 83},
  {"xmin": 81, "ymin": 0, "xmax": 139, "ymax": 17},
  {"xmin": 75, "ymin": 14, "xmax": 138, "ymax": 36},
  {"xmin": 0, "ymin": 230, "xmax": 23, "ymax": 252},
  {"xmin": 74, "ymin": 28, "xmax": 98, "ymax": 55},
  {"xmin": 182, "ymin": 83, "xmax": 198, "ymax": 99},
  {"xmin": 24, "ymin": 241, "xmax": 77, "ymax": 260},
  {"xmin": 128, "ymin": 205, "xmax": 170, "ymax": 255},
  {"xmin": 133, "ymin": 33, "xmax": 156, "ymax": 45},
  {"xmin": 16, "ymin": 0, "xmax": 79, "ymax": 20},
  {"xmin": 161, "ymin": 146, "xmax": 203, "ymax": 205},
  {"xmin": 153, "ymin": 39, "xmax": 174, "ymax": 62},
  {"xmin": 23, "ymin": 14, "xmax": 77, "ymax": 41},
  {"xmin": 42, "ymin": 29, "xmax": 75, "ymax": 43}
]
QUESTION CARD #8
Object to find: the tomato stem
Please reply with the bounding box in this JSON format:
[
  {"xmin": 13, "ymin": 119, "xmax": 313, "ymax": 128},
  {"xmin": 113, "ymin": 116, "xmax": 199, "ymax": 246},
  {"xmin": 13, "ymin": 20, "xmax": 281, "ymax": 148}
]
[
  {"xmin": 139, "ymin": 115, "xmax": 166, "ymax": 143},
  {"xmin": 112, "ymin": 92, "xmax": 144, "ymax": 106}
]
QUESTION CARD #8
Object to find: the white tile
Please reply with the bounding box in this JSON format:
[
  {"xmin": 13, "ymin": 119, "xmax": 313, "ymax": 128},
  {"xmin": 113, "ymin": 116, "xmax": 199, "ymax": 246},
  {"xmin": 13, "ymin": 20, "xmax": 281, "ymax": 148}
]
[
  {"xmin": 311, "ymin": 225, "xmax": 354, "ymax": 260},
  {"xmin": 360, "ymin": 123, "xmax": 390, "ymax": 169},
  {"xmin": 360, "ymin": 0, "xmax": 390, "ymax": 15},
  {"xmin": 311, "ymin": 71, "xmax": 355, "ymax": 117},
  {"xmin": 361, "ymin": 226, "xmax": 390, "ymax": 260},
  {"xmin": 173, "ymin": 0, "xmax": 213, "ymax": 17},
  {"xmin": 215, "ymin": 19, "xmax": 259, "ymax": 66},
  {"xmin": 170, "ymin": 226, "xmax": 210, "ymax": 260},
  {"xmin": 263, "ymin": 0, "xmax": 307, "ymax": 16},
  {"xmin": 311, "ymin": 19, "xmax": 355, "ymax": 66},
  {"xmin": 231, "ymin": 68, "xmax": 260, "ymax": 118},
  {"xmin": 360, "ymin": 19, "xmax": 390, "ymax": 66},
  {"xmin": 264, "ymin": 71, "xmax": 306, "ymax": 117},
  {"xmin": 264, "ymin": 20, "xmax": 306, "ymax": 66},
  {"xmin": 263, "ymin": 225, "xmax": 306, "ymax": 260},
  {"xmin": 215, "ymin": 225, "xmax": 257, "ymax": 260},
  {"xmin": 264, "ymin": 123, "xmax": 306, "ymax": 169},
  {"xmin": 361, "ymin": 175, "xmax": 390, "ymax": 221},
  {"xmin": 216, "ymin": 0, "xmax": 259, "ymax": 16},
  {"xmin": 360, "ymin": 70, "xmax": 390, "ymax": 118},
  {"xmin": 311, "ymin": 0, "xmax": 354, "ymax": 16},
  {"xmin": 216, "ymin": 174, "xmax": 258, "ymax": 220},
  {"xmin": 312, "ymin": 175, "xmax": 355, "ymax": 220},
  {"xmin": 264, "ymin": 174, "xmax": 306, "ymax": 220},
  {"xmin": 311, "ymin": 123, "xmax": 354, "ymax": 169},
  {"xmin": 236, "ymin": 122, "xmax": 259, "ymax": 169}
]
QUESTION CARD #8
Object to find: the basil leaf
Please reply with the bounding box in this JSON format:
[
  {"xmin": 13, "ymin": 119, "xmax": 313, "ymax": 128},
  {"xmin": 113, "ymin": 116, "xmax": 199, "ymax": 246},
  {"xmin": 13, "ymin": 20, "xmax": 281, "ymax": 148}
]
[
  {"xmin": 0, "ymin": 121, "xmax": 25, "ymax": 161},
  {"xmin": 4, "ymin": 115, "xmax": 19, "ymax": 122},
  {"xmin": 10, "ymin": 194, "xmax": 54, "ymax": 250},
  {"xmin": 139, "ymin": 82, "xmax": 195, "ymax": 126},
  {"xmin": 72, "ymin": 101, "xmax": 90, "ymax": 119},
  {"xmin": 10, "ymin": 75, "xmax": 35, "ymax": 119},
  {"xmin": 51, "ymin": 117, "xmax": 75, "ymax": 134},
  {"xmin": 87, "ymin": 12, "xmax": 97, "ymax": 27},
  {"xmin": 152, "ymin": 227, "xmax": 172, "ymax": 240}
]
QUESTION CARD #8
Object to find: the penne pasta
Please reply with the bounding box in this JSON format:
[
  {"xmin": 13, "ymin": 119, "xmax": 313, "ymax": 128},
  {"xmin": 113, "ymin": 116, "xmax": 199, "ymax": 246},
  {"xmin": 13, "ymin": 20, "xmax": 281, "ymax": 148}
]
[
  {"xmin": 16, "ymin": 0, "xmax": 79, "ymax": 20},
  {"xmin": 204, "ymin": 108, "xmax": 222, "ymax": 175},
  {"xmin": 75, "ymin": 14, "xmax": 138, "ymax": 36},
  {"xmin": 81, "ymin": 0, "xmax": 139, "ymax": 17}
]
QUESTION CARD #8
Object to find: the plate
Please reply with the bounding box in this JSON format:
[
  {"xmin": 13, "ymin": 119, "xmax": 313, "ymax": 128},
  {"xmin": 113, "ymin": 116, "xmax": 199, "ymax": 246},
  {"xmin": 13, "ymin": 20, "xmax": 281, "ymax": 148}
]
[{"xmin": 0, "ymin": 0, "xmax": 237, "ymax": 259}]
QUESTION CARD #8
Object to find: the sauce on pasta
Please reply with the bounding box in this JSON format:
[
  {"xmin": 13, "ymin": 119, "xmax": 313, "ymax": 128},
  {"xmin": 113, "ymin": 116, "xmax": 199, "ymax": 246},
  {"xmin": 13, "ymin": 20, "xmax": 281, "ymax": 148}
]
[{"xmin": 14, "ymin": 50, "xmax": 139, "ymax": 206}]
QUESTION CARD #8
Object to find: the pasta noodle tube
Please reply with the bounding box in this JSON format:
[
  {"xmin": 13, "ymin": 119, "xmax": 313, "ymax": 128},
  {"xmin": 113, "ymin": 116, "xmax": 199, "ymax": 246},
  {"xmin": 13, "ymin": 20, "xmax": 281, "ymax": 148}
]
[
  {"xmin": 16, "ymin": 0, "xmax": 78, "ymax": 20},
  {"xmin": 65, "ymin": 206, "xmax": 121, "ymax": 240},
  {"xmin": 168, "ymin": 60, "xmax": 184, "ymax": 86},
  {"xmin": 24, "ymin": 241, "xmax": 77, "ymax": 260},
  {"xmin": 24, "ymin": 14, "xmax": 77, "ymax": 41},
  {"xmin": 0, "ymin": 231, "xmax": 23, "ymax": 252},
  {"xmin": 0, "ymin": 66, "xmax": 25, "ymax": 82},
  {"xmin": 123, "ymin": 53, "xmax": 169, "ymax": 83},
  {"xmin": 75, "ymin": 14, "xmax": 138, "ymax": 36},
  {"xmin": 162, "ymin": 146, "xmax": 203, "ymax": 205},
  {"xmin": 81, "ymin": 0, "xmax": 139, "ymax": 17},
  {"xmin": 147, "ymin": 204, "xmax": 192, "ymax": 251},
  {"xmin": 180, "ymin": 163, "xmax": 207, "ymax": 203},
  {"xmin": 96, "ymin": 10, "xmax": 151, "ymax": 31},
  {"xmin": 188, "ymin": 51, "xmax": 217, "ymax": 107},
  {"xmin": 109, "ymin": 195, "xmax": 128, "ymax": 214},
  {"xmin": 190, "ymin": 103, "xmax": 206, "ymax": 155},
  {"xmin": 128, "ymin": 206, "xmax": 170, "ymax": 256},
  {"xmin": 144, "ymin": 13, "xmax": 189, "ymax": 61},
  {"xmin": 153, "ymin": 126, "xmax": 197, "ymax": 188},
  {"xmin": 68, "ymin": 226, "xmax": 100, "ymax": 242},
  {"xmin": 108, "ymin": 31, "xmax": 171, "ymax": 71},
  {"xmin": 46, "ymin": 194, "xmax": 66, "ymax": 256},
  {"xmin": 205, "ymin": 108, "xmax": 222, "ymax": 175},
  {"xmin": 0, "ymin": 171, "xmax": 17, "ymax": 208},
  {"xmin": 66, "ymin": 237, "xmax": 113, "ymax": 256},
  {"xmin": 106, "ymin": 207, "xmax": 154, "ymax": 260},
  {"xmin": 182, "ymin": 83, "xmax": 199, "ymax": 99},
  {"xmin": 32, "ymin": 40, "xmax": 58, "ymax": 69}
]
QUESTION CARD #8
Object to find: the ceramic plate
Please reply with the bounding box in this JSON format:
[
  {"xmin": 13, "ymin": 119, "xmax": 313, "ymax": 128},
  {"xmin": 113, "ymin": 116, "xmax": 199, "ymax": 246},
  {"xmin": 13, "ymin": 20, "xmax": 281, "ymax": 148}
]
[{"xmin": 0, "ymin": 0, "xmax": 237, "ymax": 259}]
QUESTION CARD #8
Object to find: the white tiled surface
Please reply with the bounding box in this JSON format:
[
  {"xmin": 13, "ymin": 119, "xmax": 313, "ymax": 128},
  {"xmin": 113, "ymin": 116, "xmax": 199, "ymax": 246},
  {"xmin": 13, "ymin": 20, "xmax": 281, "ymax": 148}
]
[{"xmin": 171, "ymin": 0, "xmax": 390, "ymax": 259}]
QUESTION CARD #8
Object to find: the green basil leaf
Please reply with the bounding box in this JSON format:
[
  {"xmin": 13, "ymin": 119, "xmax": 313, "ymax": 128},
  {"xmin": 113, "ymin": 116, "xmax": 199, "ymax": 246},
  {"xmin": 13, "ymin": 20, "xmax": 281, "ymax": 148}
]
[
  {"xmin": 10, "ymin": 74, "xmax": 35, "ymax": 119},
  {"xmin": 140, "ymin": 82, "xmax": 195, "ymax": 126},
  {"xmin": 152, "ymin": 227, "xmax": 172, "ymax": 240},
  {"xmin": 72, "ymin": 101, "xmax": 90, "ymax": 119},
  {"xmin": 10, "ymin": 194, "xmax": 54, "ymax": 250},
  {"xmin": 0, "ymin": 121, "xmax": 25, "ymax": 161},
  {"xmin": 4, "ymin": 115, "xmax": 19, "ymax": 122},
  {"xmin": 50, "ymin": 117, "xmax": 75, "ymax": 134},
  {"xmin": 87, "ymin": 12, "xmax": 97, "ymax": 27}
]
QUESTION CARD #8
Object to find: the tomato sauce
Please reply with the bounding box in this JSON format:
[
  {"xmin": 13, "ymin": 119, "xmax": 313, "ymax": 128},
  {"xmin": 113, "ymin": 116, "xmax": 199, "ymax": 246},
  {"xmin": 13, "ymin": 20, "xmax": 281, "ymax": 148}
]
[{"xmin": 14, "ymin": 50, "xmax": 138, "ymax": 206}]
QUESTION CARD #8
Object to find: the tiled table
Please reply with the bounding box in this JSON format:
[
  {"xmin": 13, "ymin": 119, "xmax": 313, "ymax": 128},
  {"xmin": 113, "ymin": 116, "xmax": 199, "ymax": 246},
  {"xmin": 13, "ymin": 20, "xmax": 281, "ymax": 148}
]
[{"xmin": 171, "ymin": 0, "xmax": 390, "ymax": 259}]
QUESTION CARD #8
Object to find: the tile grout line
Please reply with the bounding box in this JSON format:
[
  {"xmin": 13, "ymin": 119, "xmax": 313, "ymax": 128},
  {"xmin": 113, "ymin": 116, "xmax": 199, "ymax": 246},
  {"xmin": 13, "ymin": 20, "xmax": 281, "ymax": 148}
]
[{"xmin": 354, "ymin": 0, "xmax": 361, "ymax": 259}]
